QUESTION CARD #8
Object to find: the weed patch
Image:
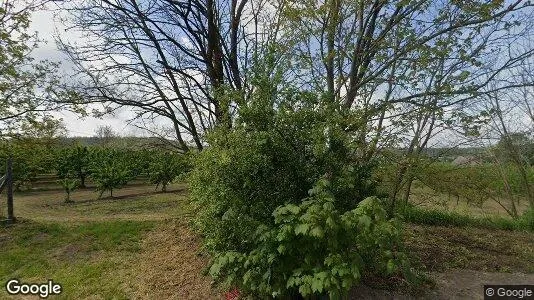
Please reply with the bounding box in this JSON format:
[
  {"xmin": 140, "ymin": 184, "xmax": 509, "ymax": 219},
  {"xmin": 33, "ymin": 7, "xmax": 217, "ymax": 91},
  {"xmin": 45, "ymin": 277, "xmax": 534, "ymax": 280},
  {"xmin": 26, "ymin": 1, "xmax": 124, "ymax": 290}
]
[{"xmin": 401, "ymin": 205, "xmax": 533, "ymax": 231}]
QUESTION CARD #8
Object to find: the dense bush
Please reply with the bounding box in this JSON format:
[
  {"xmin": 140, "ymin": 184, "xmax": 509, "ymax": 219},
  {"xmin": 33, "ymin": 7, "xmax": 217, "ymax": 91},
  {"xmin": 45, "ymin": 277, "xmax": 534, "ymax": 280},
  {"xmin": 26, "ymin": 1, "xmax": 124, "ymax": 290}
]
[
  {"xmin": 190, "ymin": 88, "xmax": 404, "ymax": 297},
  {"xmin": 209, "ymin": 181, "xmax": 409, "ymax": 298}
]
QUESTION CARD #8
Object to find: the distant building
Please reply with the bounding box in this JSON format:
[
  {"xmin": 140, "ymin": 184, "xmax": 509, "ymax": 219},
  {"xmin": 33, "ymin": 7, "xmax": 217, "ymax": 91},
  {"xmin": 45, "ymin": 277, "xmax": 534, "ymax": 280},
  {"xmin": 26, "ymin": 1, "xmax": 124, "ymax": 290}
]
[{"xmin": 451, "ymin": 155, "xmax": 481, "ymax": 166}]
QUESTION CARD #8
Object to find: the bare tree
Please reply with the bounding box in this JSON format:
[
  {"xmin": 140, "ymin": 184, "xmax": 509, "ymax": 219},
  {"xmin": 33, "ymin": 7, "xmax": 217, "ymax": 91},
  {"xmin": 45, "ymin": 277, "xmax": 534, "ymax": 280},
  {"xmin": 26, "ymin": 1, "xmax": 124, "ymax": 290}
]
[
  {"xmin": 57, "ymin": 0, "xmax": 286, "ymax": 151},
  {"xmin": 483, "ymin": 83, "xmax": 534, "ymax": 209},
  {"xmin": 281, "ymin": 0, "xmax": 534, "ymax": 153},
  {"xmin": 94, "ymin": 124, "xmax": 117, "ymax": 145}
]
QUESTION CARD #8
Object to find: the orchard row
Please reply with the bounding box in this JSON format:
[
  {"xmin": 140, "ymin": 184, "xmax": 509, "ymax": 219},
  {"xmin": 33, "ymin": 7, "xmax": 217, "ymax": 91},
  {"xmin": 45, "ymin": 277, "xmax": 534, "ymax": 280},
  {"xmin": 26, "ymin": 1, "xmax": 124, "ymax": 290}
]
[{"xmin": 0, "ymin": 142, "xmax": 191, "ymax": 199}]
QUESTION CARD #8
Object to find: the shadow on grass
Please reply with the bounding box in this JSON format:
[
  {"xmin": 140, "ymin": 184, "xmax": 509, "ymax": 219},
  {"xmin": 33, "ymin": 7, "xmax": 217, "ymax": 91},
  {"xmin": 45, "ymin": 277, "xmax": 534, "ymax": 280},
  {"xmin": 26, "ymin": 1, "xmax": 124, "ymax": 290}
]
[{"xmin": 80, "ymin": 187, "xmax": 187, "ymax": 203}]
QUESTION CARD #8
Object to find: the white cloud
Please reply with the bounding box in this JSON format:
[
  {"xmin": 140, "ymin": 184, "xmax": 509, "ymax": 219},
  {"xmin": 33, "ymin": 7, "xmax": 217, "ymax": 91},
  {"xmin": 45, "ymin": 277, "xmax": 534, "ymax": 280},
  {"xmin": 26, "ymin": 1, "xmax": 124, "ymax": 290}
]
[{"xmin": 29, "ymin": 6, "xmax": 136, "ymax": 137}]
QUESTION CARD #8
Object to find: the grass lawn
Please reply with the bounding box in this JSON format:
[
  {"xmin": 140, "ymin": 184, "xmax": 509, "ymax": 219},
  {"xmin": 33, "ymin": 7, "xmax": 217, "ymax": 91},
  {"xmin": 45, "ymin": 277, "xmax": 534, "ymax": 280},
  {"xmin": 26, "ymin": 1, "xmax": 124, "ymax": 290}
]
[
  {"xmin": 0, "ymin": 183, "xmax": 217, "ymax": 299},
  {"xmin": 1, "ymin": 220, "xmax": 154, "ymax": 299}
]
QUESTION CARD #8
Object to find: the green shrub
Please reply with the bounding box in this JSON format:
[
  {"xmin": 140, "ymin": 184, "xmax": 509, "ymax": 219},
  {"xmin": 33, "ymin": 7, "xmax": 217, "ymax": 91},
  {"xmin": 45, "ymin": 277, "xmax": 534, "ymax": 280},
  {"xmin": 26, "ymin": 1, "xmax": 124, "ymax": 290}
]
[
  {"xmin": 190, "ymin": 88, "xmax": 403, "ymax": 297},
  {"xmin": 190, "ymin": 123, "xmax": 377, "ymax": 253},
  {"xmin": 401, "ymin": 205, "xmax": 533, "ymax": 231},
  {"xmin": 519, "ymin": 208, "xmax": 534, "ymax": 231},
  {"xmin": 209, "ymin": 181, "xmax": 409, "ymax": 298}
]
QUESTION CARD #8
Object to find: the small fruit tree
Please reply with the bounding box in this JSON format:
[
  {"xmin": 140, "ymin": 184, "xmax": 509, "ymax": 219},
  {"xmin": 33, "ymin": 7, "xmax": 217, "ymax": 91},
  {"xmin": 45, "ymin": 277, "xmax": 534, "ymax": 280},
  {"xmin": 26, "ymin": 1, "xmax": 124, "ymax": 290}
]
[
  {"xmin": 90, "ymin": 148, "xmax": 132, "ymax": 198},
  {"xmin": 149, "ymin": 151, "xmax": 189, "ymax": 192},
  {"xmin": 56, "ymin": 145, "xmax": 91, "ymax": 188},
  {"xmin": 58, "ymin": 178, "xmax": 79, "ymax": 203},
  {"xmin": 0, "ymin": 140, "xmax": 52, "ymax": 190}
]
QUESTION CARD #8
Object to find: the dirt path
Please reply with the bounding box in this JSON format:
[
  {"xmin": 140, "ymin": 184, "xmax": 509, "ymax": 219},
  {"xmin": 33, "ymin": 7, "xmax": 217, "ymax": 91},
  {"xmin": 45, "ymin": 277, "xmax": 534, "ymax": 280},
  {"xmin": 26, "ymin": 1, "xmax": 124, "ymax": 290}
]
[
  {"xmin": 129, "ymin": 220, "xmax": 220, "ymax": 299},
  {"xmin": 351, "ymin": 270, "xmax": 534, "ymax": 299}
]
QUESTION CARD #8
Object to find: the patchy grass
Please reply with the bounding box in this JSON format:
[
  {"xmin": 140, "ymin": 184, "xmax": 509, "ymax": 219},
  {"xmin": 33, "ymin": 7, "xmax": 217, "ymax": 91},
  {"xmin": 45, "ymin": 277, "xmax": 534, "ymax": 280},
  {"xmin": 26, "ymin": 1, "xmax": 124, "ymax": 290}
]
[
  {"xmin": 0, "ymin": 183, "xmax": 218, "ymax": 299},
  {"xmin": 404, "ymin": 224, "xmax": 534, "ymax": 273},
  {"xmin": 130, "ymin": 220, "xmax": 219, "ymax": 299},
  {"xmin": 401, "ymin": 204, "xmax": 534, "ymax": 231},
  {"xmin": 0, "ymin": 219, "xmax": 155, "ymax": 299},
  {"xmin": 12, "ymin": 184, "xmax": 189, "ymax": 222},
  {"xmin": 1, "ymin": 181, "xmax": 532, "ymax": 299}
]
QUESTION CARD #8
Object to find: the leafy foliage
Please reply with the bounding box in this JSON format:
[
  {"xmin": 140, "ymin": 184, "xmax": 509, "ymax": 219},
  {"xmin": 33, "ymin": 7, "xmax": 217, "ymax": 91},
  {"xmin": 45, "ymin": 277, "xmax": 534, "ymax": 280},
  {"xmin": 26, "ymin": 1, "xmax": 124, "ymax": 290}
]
[
  {"xmin": 56, "ymin": 145, "xmax": 91, "ymax": 187},
  {"xmin": 90, "ymin": 148, "xmax": 132, "ymax": 198},
  {"xmin": 58, "ymin": 178, "xmax": 79, "ymax": 203},
  {"xmin": 190, "ymin": 87, "xmax": 403, "ymax": 297},
  {"xmin": 0, "ymin": 1, "xmax": 66, "ymax": 136},
  {"xmin": 0, "ymin": 138, "xmax": 56, "ymax": 190},
  {"xmin": 208, "ymin": 181, "xmax": 409, "ymax": 298},
  {"xmin": 149, "ymin": 151, "xmax": 189, "ymax": 192}
]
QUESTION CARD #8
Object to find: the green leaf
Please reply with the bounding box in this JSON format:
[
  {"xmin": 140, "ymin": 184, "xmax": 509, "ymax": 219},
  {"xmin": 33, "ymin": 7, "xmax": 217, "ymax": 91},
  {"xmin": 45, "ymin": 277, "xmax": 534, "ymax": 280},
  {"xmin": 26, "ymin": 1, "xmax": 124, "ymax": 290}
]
[
  {"xmin": 294, "ymin": 223, "xmax": 310, "ymax": 235},
  {"xmin": 310, "ymin": 226, "xmax": 324, "ymax": 238},
  {"xmin": 358, "ymin": 215, "xmax": 372, "ymax": 229},
  {"xmin": 386, "ymin": 259, "xmax": 397, "ymax": 274}
]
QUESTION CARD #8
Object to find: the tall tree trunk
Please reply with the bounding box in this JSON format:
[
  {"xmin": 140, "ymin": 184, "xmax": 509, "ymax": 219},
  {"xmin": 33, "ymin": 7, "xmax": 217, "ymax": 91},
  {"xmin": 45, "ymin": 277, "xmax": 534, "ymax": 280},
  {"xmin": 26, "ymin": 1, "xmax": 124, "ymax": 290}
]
[{"xmin": 207, "ymin": 0, "xmax": 231, "ymax": 128}]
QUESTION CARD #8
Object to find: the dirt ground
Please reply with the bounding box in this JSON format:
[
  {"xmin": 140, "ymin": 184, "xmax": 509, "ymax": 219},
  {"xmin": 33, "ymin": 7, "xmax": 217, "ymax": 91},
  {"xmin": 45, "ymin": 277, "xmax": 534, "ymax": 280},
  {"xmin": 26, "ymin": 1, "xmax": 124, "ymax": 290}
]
[
  {"xmin": 129, "ymin": 220, "xmax": 220, "ymax": 299},
  {"xmin": 351, "ymin": 270, "xmax": 534, "ymax": 299},
  {"xmin": 127, "ymin": 220, "xmax": 533, "ymax": 299}
]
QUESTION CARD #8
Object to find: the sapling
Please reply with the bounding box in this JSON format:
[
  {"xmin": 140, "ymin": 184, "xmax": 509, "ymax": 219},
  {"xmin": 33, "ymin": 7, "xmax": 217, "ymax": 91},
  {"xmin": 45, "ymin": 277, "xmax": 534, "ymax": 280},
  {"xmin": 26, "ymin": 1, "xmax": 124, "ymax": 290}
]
[
  {"xmin": 58, "ymin": 178, "xmax": 79, "ymax": 203},
  {"xmin": 90, "ymin": 149, "xmax": 132, "ymax": 198}
]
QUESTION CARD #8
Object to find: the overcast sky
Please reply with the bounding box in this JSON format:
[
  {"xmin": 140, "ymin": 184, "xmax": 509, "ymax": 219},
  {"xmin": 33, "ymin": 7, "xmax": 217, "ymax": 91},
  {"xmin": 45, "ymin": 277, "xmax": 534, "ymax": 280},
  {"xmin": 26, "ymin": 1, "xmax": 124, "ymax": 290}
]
[
  {"xmin": 30, "ymin": 7, "xmax": 137, "ymax": 137},
  {"xmin": 27, "ymin": 3, "xmax": 532, "ymax": 146}
]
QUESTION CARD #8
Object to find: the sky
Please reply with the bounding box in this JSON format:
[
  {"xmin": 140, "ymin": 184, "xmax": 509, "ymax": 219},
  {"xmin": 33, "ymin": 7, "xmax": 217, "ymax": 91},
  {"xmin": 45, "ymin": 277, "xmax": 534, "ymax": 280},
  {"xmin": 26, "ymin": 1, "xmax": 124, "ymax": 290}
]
[{"xmin": 30, "ymin": 7, "xmax": 136, "ymax": 137}]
